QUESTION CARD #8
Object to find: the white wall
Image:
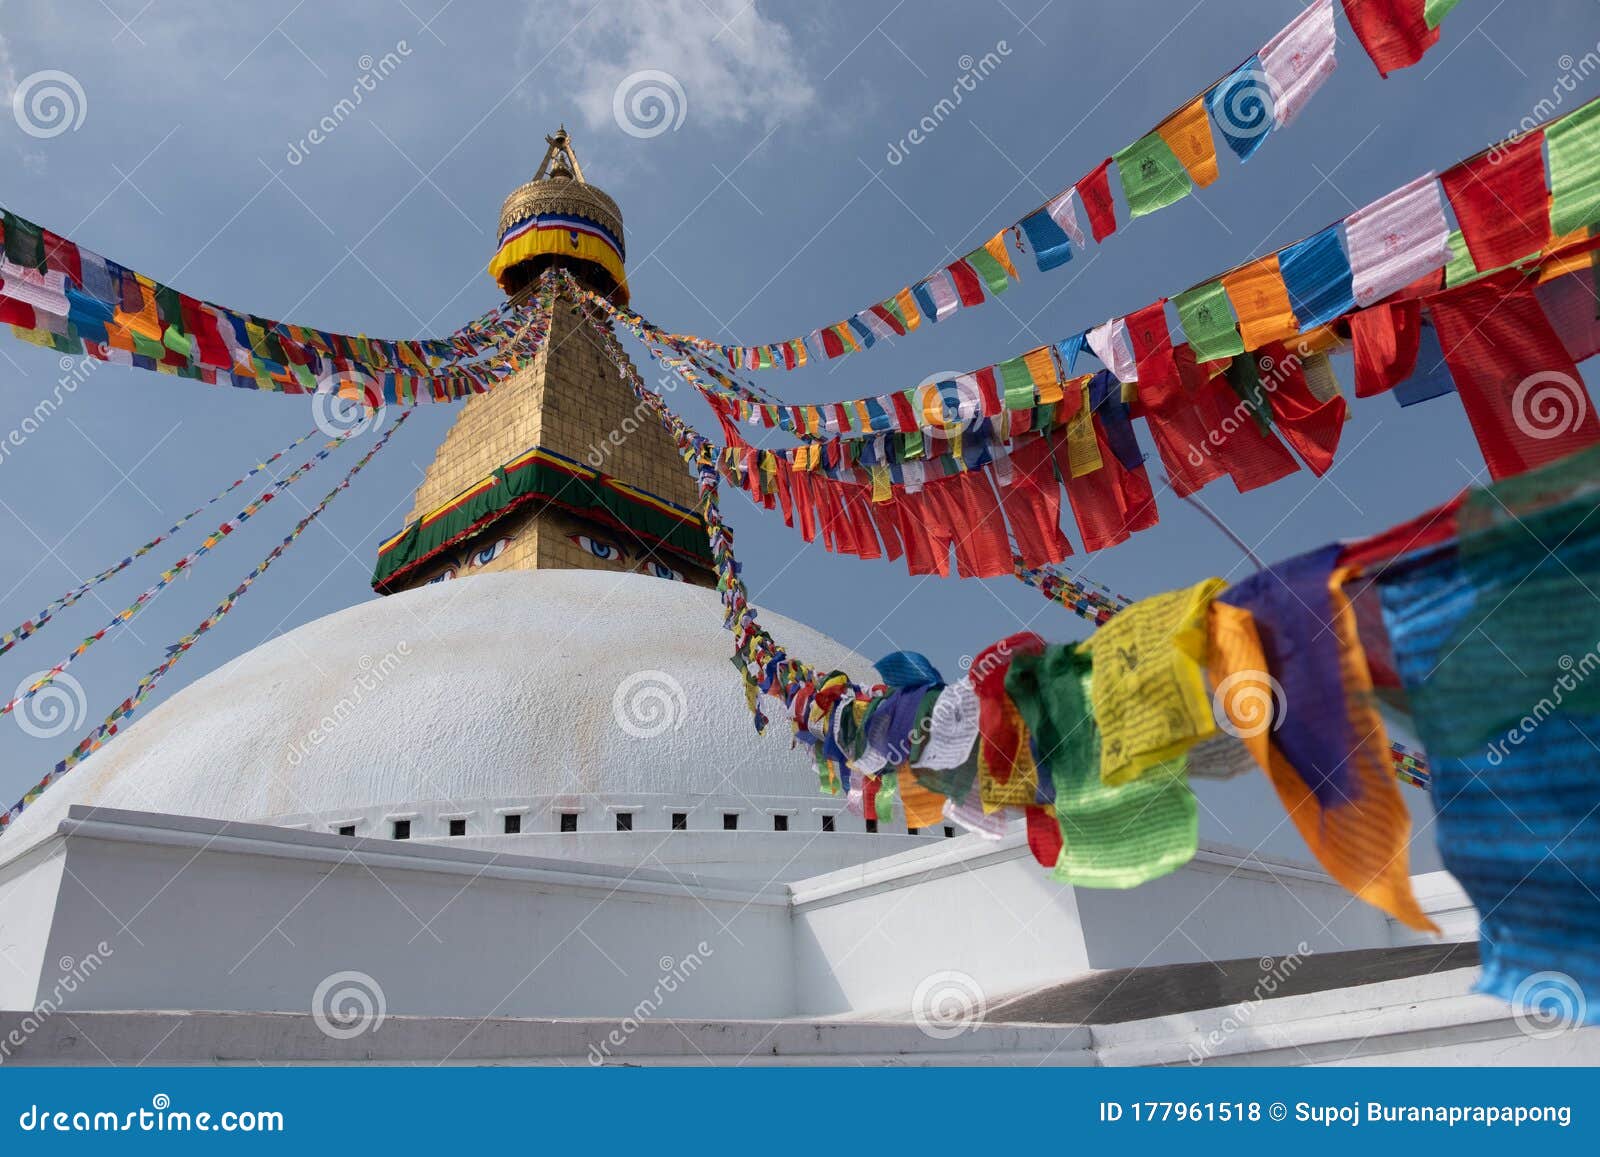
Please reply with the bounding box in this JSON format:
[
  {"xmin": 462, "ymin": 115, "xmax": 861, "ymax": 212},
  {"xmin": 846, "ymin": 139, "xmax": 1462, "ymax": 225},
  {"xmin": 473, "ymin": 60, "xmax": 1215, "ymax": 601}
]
[
  {"xmin": 0, "ymin": 844, "xmax": 67, "ymax": 1012},
  {"xmin": 33, "ymin": 809, "xmax": 794, "ymax": 1021}
]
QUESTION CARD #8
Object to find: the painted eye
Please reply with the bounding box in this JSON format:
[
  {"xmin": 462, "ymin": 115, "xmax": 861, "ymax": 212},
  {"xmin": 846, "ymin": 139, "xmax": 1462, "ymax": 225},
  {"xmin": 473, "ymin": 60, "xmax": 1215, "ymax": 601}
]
[
  {"xmin": 646, "ymin": 560, "xmax": 684, "ymax": 582},
  {"xmin": 468, "ymin": 537, "xmax": 513, "ymax": 568},
  {"xmin": 570, "ymin": 533, "xmax": 622, "ymax": 562},
  {"xmin": 425, "ymin": 566, "xmax": 457, "ymax": 585}
]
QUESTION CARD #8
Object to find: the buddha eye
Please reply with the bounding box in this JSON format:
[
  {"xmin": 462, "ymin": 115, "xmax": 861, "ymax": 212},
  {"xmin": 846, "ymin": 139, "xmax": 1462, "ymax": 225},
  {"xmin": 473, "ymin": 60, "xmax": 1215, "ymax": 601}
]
[
  {"xmin": 425, "ymin": 566, "xmax": 457, "ymax": 585},
  {"xmin": 646, "ymin": 560, "xmax": 684, "ymax": 582},
  {"xmin": 468, "ymin": 536, "xmax": 513, "ymax": 568},
  {"xmin": 570, "ymin": 533, "xmax": 622, "ymax": 562}
]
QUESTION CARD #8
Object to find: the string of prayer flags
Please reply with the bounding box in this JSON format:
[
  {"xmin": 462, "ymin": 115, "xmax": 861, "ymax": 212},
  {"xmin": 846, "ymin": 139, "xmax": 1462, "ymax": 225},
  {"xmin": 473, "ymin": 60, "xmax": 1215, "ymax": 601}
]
[
  {"xmin": 0, "ymin": 412, "xmax": 413, "ymax": 836},
  {"xmin": 0, "ymin": 425, "xmax": 323, "ymax": 660},
  {"xmin": 0, "ymin": 430, "xmax": 357, "ymax": 721},
  {"xmin": 654, "ymin": 0, "xmax": 1462, "ymax": 373}
]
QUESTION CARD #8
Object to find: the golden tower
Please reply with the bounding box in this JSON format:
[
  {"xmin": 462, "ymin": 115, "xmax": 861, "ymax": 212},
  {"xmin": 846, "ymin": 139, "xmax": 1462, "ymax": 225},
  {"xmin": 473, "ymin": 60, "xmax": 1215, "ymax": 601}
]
[{"xmin": 372, "ymin": 129, "xmax": 713, "ymax": 594}]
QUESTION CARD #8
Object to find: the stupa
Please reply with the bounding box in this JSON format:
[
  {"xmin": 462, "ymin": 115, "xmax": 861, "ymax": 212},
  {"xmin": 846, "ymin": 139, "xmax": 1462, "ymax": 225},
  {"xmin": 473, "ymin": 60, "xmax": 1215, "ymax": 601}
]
[{"xmin": 0, "ymin": 131, "xmax": 1565, "ymax": 1069}]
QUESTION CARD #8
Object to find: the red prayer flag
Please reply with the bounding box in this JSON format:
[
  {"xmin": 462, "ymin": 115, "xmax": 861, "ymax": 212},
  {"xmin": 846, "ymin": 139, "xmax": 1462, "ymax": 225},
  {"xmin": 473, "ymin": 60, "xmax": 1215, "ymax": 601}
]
[
  {"xmin": 867, "ymin": 497, "xmax": 904, "ymax": 563},
  {"xmin": 1341, "ymin": 0, "xmax": 1439, "ymax": 77},
  {"xmin": 869, "ymin": 302, "xmax": 906, "ymax": 337},
  {"xmin": 1441, "ymin": 131, "xmax": 1550, "ymax": 272},
  {"xmin": 892, "ymin": 490, "xmax": 948, "ymax": 577},
  {"xmin": 933, "ymin": 469, "xmax": 1015, "ymax": 579},
  {"xmin": 1075, "ymin": 158, "xmax": 1118, "ymax": 242},
  {"xmin": 1257, "ymin": 342, "xmax": 1347, "ymax": 476},
  {"xmin": 1025, "ymin": 805, "xmax": 1064, "ymax": 868},
  {"xmin": 1195, "ymin": 370, "xmax": 1301, "ymax": 492},
  {"xmin": 1349, "ymin": 299, "xmax": 1423, "ymax": 397},
  {"xmin": 1426, "ymin": 272, "xmax": 1600, "ymax": 481},
  {"xmin": 890, "ymin": 391, "xmax": 920, "ymax": 432},
  {"xmin": 975, "ymin": 366, "xmax": 1003, "ymax": 415},
  {"xmin": 945, "ymin": 260, "xmax": 986, "ymax": 307},
  {"xmin": 820, "ymin": 327, "xmax": 844, "ymax": 359},
  {"xmin": 997, "ymin": 434, "xmax": 1073, "ymax": 567}
]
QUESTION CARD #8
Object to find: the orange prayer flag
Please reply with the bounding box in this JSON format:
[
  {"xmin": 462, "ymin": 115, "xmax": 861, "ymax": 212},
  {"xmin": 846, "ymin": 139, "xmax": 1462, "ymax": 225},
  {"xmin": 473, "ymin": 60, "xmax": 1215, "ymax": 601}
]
[
  {"xmin": 1157, "ymin": 96, "xmax": 1220, "ymax": 188},
  {"xmin": 1023, "ymin": 346, "xmax": 1064, "ymax": 405},
  {"xmin": 1208, "ymin": 598, "xmax": 1436, "ymax": 932},
  {"xmin": 900, "ymin": 768, "xmax": 948, "ymax": 829},
  {"xmin": 985, "ymin": 230, "xmax": 1021, "ymax": 282},
  {"xmin": 1221, "ymin": 254, "xmax": 1301, "ymax": 349}
]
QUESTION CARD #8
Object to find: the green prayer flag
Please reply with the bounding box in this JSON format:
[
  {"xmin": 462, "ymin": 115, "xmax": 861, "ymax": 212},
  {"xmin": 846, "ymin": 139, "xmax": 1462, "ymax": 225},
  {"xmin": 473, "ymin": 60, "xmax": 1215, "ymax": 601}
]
[
  {"xmin": 162, "ymin": 325, "xmax": 193, "ymax": 359},
  {"xmin": 1113, "ymin": 132, "xmax": 1192, "ymax": 219},
  {"xmin": 1006, "ymin": 647, "xmax": 1198, "ymax": 888},
  {"xmin": 902, "ymin": 429, "xmax": 924, "ymax": 459},
  {"xmin": 2, "ymin": 210, "xmax": 46, "ymax": 270},
  {"xmin": 997, "ymin": 356, "xmax": 1035, "ymax": 410},
  {"xmin": 963, "ymin": 247, "xmax": 1011, "ymax": 295},
  {"xmin": 1223, "ymin": 352, "xmax": 1274, "ymax": 435},
  {"xmin": 1548, "ymin": 100, "xmax": 1600, "ymax": 237},
  {"xmin": 1424, "ymin": 0, "xmax": 1462, "ymax": 28},
  {"xmin": 1443, "ymin": 229, "xmax": 1478, "ymax": 287},
  {"xmin": 1174, "ymin": 280, "xmax": 1245, "ymax": 360}
]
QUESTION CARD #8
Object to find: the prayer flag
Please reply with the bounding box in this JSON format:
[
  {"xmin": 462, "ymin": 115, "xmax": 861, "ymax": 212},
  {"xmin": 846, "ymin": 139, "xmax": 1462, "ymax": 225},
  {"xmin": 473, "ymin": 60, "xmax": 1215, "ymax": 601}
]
[
  {"xmin": 1208, "ymin": 56, "xmax": 1275, "ymax": 162},
  {"xmin": 1087, "ymin": 316, "xmax": 1138, "ymax": 381},
  {"xmin": 1156, "ymin": 96, "xmax": 1219, "ymax": 188},
  {"xmin": 964, "ymin": 244, "xmax": 1012, "ymax": 296},
  {"xmin": 1174, "ymin": 279, "xmax": 1245, "ymax": 360},
  {"xmin": 946, "ymin": 259, "xmax": 986, "ymax": 306},
  {"xmin": 1547, "ymin": 100, "xmax": 1600, "ymax": 237},
  {"xmin": 1114, "ymin": 131, "xmax": 1193, "ymax": 219},
  {"xmin": 1346, "ymin": 173, "xmax": 1452, "ymax": 307},
  {"xmin": 1340, "ymin": 0, "xmax": 1439, "ymax": 77},
  {"xmin": 1076, "ymin": 158, "xmax": 1118, "ymax": 241},
  {"xmin": 1045, "ymin": 187, "xmax": 1087, "ymax": 249},
  {"xmin": 1259, "ymin": 0, "xmax": 1337, "ymax": 127},
  {"xmin": 1277, "ymin": 224, "xmax": 1357, "ymax": 329},
  {"xmin": 1019, "ymin": 207, "xmax": 1074, "ymax": 272},
  {"xmin": 1442, "ymin": 130, "xmax": 1550, "ymax": 272},
  {"xmin": 1221, "ymin": 254, "xmax": 1300, "ymax": 348}
]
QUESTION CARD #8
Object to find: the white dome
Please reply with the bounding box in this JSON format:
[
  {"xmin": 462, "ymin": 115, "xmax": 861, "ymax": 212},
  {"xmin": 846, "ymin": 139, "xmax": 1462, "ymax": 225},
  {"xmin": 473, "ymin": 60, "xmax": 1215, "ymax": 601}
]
[{"xmin": 0, "ymin": 570, "xmax": 876, "ymax": 860}]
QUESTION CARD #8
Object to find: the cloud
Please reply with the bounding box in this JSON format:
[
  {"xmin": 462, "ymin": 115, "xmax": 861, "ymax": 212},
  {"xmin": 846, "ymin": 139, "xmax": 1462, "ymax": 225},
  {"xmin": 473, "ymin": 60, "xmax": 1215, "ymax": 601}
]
[{"xmin": 523, "ymin": 0, "xmax": 814, "ymax": 135}]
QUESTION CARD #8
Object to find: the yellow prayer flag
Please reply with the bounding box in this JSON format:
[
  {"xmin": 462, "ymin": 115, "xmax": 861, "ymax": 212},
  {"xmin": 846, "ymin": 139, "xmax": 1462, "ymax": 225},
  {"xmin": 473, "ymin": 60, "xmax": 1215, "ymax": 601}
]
[
  {"xmin": 1084, "ymin": 577, "xmax": 1226, "ymax": 785},
  {"xmin": 1023, "ymin": 346, "xmax": 1064, "ymax": 405}
]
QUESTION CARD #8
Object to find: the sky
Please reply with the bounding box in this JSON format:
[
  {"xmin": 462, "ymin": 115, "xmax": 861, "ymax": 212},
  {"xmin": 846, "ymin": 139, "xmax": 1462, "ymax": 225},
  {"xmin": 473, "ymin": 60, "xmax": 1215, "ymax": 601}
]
[{"xmin": 1, "ymin": 0, "xmax": 1598, "ymax": 872}]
